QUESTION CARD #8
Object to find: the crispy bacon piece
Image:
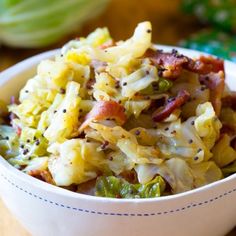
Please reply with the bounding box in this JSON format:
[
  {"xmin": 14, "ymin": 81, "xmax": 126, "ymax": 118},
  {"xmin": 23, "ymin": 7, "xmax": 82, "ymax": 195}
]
[
  {"xmin": 220, "ymin": 124, "xmax": 235, "ymax": 137},
  {"xmin": 200, "ymin": 71, "xmax": 225, "ymax": 116},
  {"xmin": 222, "ymin": 92, "xmax": 236, "ymax": 110},
  {"xmin": 28, "ymin": 170, "xmax": 55, "ymax": 185},
  {"xmin": 152, "ymin": 90, "xmax": 190, "ymax": 122},
  {"xmin": 86, "ymin": 78, "xmax": 95, "ymax": 89},
  {"xmin": 198, "ymin": 56, "xmax": 224, "ymax": 73},
  {"xmin": 145, "ymin": 49, "xmax": 224, "ymax": 79},
  {"xmin": 79, "ymin": 100, "xmax": 127, "ymax": 132},
  {"xmin": 146, "ymin": 49, "xmax": 189, "ymax": 79}
]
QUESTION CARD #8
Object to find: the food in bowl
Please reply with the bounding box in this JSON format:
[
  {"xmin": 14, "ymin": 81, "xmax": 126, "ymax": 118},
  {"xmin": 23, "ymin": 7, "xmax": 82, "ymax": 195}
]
[{"xmin": 0, "ymin": 22, "xmax": 235, "ymax": 199}]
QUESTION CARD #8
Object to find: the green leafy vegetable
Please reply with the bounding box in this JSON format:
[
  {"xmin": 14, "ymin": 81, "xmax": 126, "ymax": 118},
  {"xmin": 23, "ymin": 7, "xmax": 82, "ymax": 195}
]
[
  {"xmin": 0, "ymin": 0, "xmax": 109, "ymax": 48},
  {"xmin": 95, "ymin": 176, "xmax": 166, "ymax": 198},
  {"xmin": 158, "ymin": 78, "xmax": 173, "ymax": 92}
]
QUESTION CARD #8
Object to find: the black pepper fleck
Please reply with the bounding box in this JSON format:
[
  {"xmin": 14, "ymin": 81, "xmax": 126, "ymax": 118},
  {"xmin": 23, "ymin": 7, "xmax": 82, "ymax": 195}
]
[
  {"xmin": 23, "ymin": 149, "xmax": 29, "ymax": 155},
  {"xmin": 101, "ymin": 141, "xmax": 109, "ymax": 150},
  {"xmin": 63, "ymin": 109, "xmax": 67, "ymax": 113},
  {"xmin": 59, "ymin": 88, "xmax": 66, "ymax": 94},
  {"xmin": 54, "ymin": 110, "xmax": 57, "ymax": 114},
  {"xmin": 135, "ymin": 130, "xmax": 141, "ymax": 135},
  {"xmin": 115, "ymin": 81, "xmax": 120, "ymax": 89},
  {"xmin": 164, "ymin": 127, "xmax": 169, "ymax": 131},
  {"xmin": 172, "ymin": 49, "xmax": 178, "ymax": 54},
  {"xmin": 188, "ymin": 139, "xmax": 193, "ymax": 144},
  {"xmin": 147, "ymin": 29, "xmax": 152, "ymax": 33},
  {"xmin": 123, "ymin": 82, "xmax": 127, "ymax": 86},
  {"xmin": 191, "ymin": 121, "xmax": 195, "ymax": 125},
  {"xmin": 27, "ymin": 139, "xmax": 30, "ymax": 143},
  {"xmin": 25, "ymin": 90, "xmax": 29, "ymax": 93},
  {"xmin": 197, "ymin": 148, "xmax": 202, "ymax": 153},
  {"xmin": 20, "ymin": 144, "xmax": 24, "ymax": 149},
  {"xmin": 35, "ymin": 140, "xmax": 40, "ymax": 146},
  {"xmin": 200, "ymin": 86, "xmax": 207, "ymax": 91},
  {"xmin": 194, "ymin": 156, "xmax": 199, "ymax": 161}
]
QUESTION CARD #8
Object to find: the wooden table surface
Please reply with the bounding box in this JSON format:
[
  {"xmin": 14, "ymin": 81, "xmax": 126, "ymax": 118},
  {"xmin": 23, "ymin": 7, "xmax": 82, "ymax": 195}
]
[{"xmin": 0, "ymin": 0, "xmax": 235, "ymax": 235}]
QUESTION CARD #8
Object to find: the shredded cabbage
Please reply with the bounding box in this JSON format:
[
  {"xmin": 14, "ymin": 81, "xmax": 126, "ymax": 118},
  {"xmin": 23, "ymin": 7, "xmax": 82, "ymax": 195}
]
[{"xmin": 0, "ymin": 21, "xmax": 234, "ymax": 198}]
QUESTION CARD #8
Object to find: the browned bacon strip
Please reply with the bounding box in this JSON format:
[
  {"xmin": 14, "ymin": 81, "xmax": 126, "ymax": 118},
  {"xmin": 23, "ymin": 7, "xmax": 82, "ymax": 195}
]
[
  {"xmin": 200, "ymin": 71, "xmax": 225, "ymax": 116},
  {"xmin": 197, "ymin": 56, "xmax": 224, "ymax": 73},
  {"xmin": 79, "ymin": 100, "xmax": 127, "ymax": 132},
  {"xmin": 146, "ymin": 49, "xmax": 189, "ymax": 79},
  {"xmin": 145, "ymin": 49, "xmax": 224, "ymax": 79},
  {"xmin": 28, "ymin": 170, "xmax": 55, "ymax": 185},
  {"xmin": 152, "ymin": 90, "xmax": 190, "ymax": 122},
  {"xmin": 222, "ymin": 92, "xmax": 236, "ymax": 110}
]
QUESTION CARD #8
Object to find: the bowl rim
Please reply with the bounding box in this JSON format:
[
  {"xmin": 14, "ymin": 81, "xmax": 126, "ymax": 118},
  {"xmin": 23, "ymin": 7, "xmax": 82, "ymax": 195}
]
[{"xmin": 0, "ymin": 45, "xmax": 236, "ymax": 203}]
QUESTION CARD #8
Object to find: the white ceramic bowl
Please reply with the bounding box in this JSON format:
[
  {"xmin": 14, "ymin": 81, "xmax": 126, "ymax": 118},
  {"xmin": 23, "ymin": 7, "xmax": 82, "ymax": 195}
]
[{"xmin": 0, "ymin": 46, "xmax": 236, "ymax": 236}]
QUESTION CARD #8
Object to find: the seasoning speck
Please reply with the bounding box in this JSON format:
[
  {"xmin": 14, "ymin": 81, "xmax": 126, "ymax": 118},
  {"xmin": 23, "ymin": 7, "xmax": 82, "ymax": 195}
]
[
  {"xmin": 79, "ymin": 109, "xmax": 83, "ymax": 112},
  {"xmin": 200, "ymin": 86, "xmax": 207, "ymax": 91},
  {"xmin": 115, "ymin": 81, "xmax": 120, "ymax": 89},
  {"xmin": 54, "ymin": 110, "xmax": 57, "ymax": 114},
  {"xmin": 26, "ymin": 139, "xmax": 30, "ymax": 143},
  {"xmin": 20, "ymin": 144, "xmax": 24, "ymax": 149},
  {"xmin": 5, "ymin": 136, "xmax": 9, "ymax": 140},
  {"xmin": 164, "ymin": 127, "xmax": 169, "ymax": 131},
  {"xmin": 25, "ymin": 90, "xmax": 29, "ymax": 93},
  {"xmin": 123, "ymin": 82, "xmax": 127, "ymax": 86},
  {"xmin": 63, "ymin": 109, "xmax": 67, "ymax": 113},
  {"xmin": 59, "ymin": 88, "xmax": 66, "ymax": 94},
  {"xmin": 35, "ymin": 140, "xmax": 40, "ymax": 146},
  {"xmin": 191, "ymin": 121, "xmax": 195, "ymax": 126},
  {"xmin": 188, "ymin": 139, "xmax": 193, "ymax": 144},
  {"xmin": 135, "ymin": 130, "xmax": 141, "ymax": 135},
  {"xmin": 197, "ymin": 148, "xmax": 202, "ymax": 153},
  {"xmin": 101, "ymin": 141, "xmax": 109, "ymax": 150},
  {"xmin": 109, "ymin": 156, "xmax": 113, "ymax": 161},
  {"xmin": 23, "ymin": 149, "xmax": 29, "ymax": 155},
  {"xmin": 194, "ymin": 156, "xmax": 199, "ymax": 161},
  {"xmin": 147, "ymin": 29, "xmax": 152, "ymax": 33}
]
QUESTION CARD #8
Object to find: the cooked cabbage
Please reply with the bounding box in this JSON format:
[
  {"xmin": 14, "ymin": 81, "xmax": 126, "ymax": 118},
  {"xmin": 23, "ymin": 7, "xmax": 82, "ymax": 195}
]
[{"xmin": 0, "ymin": 21, "xmax": 234, "ymax": 198}]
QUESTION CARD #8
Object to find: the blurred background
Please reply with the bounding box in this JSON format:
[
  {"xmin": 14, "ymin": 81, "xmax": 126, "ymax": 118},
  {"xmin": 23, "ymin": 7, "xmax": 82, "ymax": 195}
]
[{"xmin": 0, "ymin": 0, "xmax": 236, "ymax": 235}]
